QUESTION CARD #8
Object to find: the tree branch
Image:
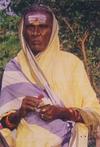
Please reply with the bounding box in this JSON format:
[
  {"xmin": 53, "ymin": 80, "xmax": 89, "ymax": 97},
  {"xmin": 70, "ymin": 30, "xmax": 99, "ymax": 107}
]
[
  {"xmin": 62, "ymin": 17, "xmax": 74, "ymax": 33},
  {"xmin": 77, "ymin": 31, "xmax": 100, "ymax": 98},
  {"xmin": 77, "ymin": 31, "xmax": 89, "ymax": 74}
]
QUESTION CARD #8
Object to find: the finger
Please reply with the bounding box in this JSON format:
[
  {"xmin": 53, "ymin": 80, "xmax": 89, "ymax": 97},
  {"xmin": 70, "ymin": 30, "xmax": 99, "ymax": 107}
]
[
  {"xmin": 39, "ymin": 104, "xmax": 51, "ymax": 113},
  {"xmin": 24, "ymin": 104, "xmax": 35, "ymax": 111},
  {"xmin": 23, "ymin": 98, "xmax": 35, "ymax": 105},
  {"xmin": 22, "ymin": 101, "xmax": 35, "ymax": 109},
  {"xmin": 38, "ymin": 94, "xmax": 44, "ymax": 100},
  {"xmin": 25, "ymin": 96, "xmax": 43, "ymax": 102},
  {"xmin": 23, "ymin": 96, "xmax": 44, "ymax": 108},
  {"xmin": 34, "ymin": 98, "xmax": 42, "ymax": 105},
  {"xmin": 39, "ymin": 104, "xmax": 51, "ymax": 110},
  {"xmin": 23, "ymin": 97, "xmax": 38, "ymax": 104},
  {"xmin": 40, "ymin": 113, "xmax": 53, "ymax": 121},
  {"xmin": 23, "ymin": 98, "xmax": 41, "ymax": 107}
]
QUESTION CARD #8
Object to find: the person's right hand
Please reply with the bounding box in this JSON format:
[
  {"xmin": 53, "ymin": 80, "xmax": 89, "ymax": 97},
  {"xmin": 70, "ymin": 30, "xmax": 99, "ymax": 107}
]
[{"xmin": 18, "ymin": 95, "xmax": 43, "ymax": 118}]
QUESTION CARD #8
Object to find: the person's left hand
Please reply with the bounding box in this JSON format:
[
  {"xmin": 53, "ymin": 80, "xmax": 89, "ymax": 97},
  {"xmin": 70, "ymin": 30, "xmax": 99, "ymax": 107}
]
[{"xmin": 39, "ymin": 104, "xmax": 65, "ymax": 121}]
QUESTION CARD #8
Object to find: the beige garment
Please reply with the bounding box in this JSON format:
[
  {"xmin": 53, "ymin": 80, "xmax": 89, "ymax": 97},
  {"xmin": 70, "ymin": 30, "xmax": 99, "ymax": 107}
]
[
  {"xmin": 69, "ymin": 123, "xmax": 88, "ymax": 147},
  {"xmin": 0, "ymin": 128, "xmax": 15, "ymax": 147},
  {"xmin": 16, "ymin": 119, "xmax": 61, "ymax": 147},
  {"xmin": 0, "ymin": 122, "xmax": 88, "ymax": 147}
]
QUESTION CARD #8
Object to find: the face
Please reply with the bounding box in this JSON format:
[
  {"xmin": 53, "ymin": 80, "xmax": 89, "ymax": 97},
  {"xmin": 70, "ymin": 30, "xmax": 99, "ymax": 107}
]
[{"xmin": 23, "ymin": 11, "xmax": 53, "ymax": 54}]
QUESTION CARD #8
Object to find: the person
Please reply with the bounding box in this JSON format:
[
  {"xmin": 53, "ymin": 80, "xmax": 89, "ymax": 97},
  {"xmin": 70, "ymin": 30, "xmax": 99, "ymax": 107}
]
[{"xmin": 0, "ymin": 4, "xmax": 100, "ymax": 147}]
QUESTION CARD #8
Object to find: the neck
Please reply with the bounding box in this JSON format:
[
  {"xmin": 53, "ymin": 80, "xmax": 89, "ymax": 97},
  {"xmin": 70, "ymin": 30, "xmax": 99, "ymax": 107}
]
[
  {"xmin": 24, "ymin": 39, "xmax": 41, "ymax": 56},
  {"xmin": 31, "ymin": 49, "xmax": 41, "ymax": 56}
]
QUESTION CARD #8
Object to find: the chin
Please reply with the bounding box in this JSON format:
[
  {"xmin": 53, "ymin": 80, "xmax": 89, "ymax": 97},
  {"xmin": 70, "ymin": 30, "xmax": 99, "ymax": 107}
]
[
  {"xmin": 30, "ymin": 47, "xmax": 44, "ymax": 55},
  {"xmin": 31, "ymin": 46, "xmax": 45, "ymax": 52}
]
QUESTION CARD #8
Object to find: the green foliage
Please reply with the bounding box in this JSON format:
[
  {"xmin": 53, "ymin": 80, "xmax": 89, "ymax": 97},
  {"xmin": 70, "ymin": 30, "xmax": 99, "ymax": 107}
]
[
  {"xmin": 0, "ymin": 34, "xmax": 20, "ymax": 69},
  {"xmin": 0, "ymin": 11, "xmax": 20, "ymax": 31},
  {"xmin": 0, "ymin": 11, "xmax": 20, "ymax": 70}
]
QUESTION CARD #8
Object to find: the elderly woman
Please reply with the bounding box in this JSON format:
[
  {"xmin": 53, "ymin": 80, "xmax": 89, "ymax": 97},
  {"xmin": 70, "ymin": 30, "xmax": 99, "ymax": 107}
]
[{"xmin": 0, "ymin": 4, "xmax": 100, "ymax": 147}]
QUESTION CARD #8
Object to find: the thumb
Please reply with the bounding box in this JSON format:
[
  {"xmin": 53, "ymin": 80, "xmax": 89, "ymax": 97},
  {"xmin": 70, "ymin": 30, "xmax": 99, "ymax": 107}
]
[{"xmin": 38, "ymin": 94, "xmax": 44, "ymax": 100}]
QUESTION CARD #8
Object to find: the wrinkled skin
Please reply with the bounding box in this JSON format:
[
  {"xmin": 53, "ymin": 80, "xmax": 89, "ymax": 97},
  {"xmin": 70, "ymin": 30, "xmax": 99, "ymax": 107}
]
[
  {"xmin": 18, "ymin": 95, "xmax": 43, "ymax": 117},
  {"xmin": 18, "ymin": 95, "xmax": 69, "ymax": 121},
  {"xmin": 23, "ymin": 11, "xmax": 53, "ymax": 55},
  {"xmin": 39, "ymin": 104, "xmax": 68, "ymax": 121}
]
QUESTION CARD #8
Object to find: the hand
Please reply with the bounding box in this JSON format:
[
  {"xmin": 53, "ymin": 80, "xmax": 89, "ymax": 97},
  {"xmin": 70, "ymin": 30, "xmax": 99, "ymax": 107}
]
[
  {"xmin": 39, "ymin": 104, "xmax": 66, "ymax": 121},
  {"xmin": 18, "ymin": 95, "xmax": 43, "ymax": 118}
]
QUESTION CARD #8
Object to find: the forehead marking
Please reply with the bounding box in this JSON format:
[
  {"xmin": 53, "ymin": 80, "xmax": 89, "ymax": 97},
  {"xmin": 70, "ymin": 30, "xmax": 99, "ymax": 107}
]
[{"xmin": 27, "ymin": 14, "xmax": 47, "ymax": 24}]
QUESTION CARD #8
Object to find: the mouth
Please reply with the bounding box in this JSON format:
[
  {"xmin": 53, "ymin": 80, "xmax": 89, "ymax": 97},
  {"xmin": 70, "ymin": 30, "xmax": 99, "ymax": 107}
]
[{"xmin": 31, "ymin": 40, "xmax": 41, "ymax": 45}]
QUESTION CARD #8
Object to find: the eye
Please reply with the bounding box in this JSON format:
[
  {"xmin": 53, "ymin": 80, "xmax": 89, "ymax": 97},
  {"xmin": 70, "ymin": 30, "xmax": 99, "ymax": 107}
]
[
  {"xmin": 39, "ymin": 24, "xmax": 48, "ymax": 29},
  {"xmin": 26, "ymin": 25, "xmax": 34, "ymax": 30}
]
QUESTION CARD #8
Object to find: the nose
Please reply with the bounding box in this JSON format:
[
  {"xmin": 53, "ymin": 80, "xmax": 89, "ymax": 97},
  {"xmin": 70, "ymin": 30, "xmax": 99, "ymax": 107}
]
[{"xmin": 32, "ymin": 26, "xmax": 40, "ymax": 36}]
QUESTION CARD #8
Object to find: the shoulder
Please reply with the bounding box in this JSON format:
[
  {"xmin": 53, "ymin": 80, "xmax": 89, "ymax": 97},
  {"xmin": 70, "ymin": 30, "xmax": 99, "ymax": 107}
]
[
  {"xmin": 4, "ymin": 57, "xmax": 21, "ymax": 72},
  {"xmin": 58, "ymin": 50, "xmax": 83, "ymax": 65}
]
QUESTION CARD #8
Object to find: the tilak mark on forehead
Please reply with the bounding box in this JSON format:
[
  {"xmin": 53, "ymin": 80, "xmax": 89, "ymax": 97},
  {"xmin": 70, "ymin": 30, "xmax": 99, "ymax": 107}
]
[{"xmin": 25, "ymin": 14, "xmax": 47, "ymax": 25}]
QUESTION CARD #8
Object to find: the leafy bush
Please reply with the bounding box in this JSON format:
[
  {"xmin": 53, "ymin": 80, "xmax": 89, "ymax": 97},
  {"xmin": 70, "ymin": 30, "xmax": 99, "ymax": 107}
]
[{"xmin": 0, "ymin": 11, "xmax": 20, "ymax": 70}]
